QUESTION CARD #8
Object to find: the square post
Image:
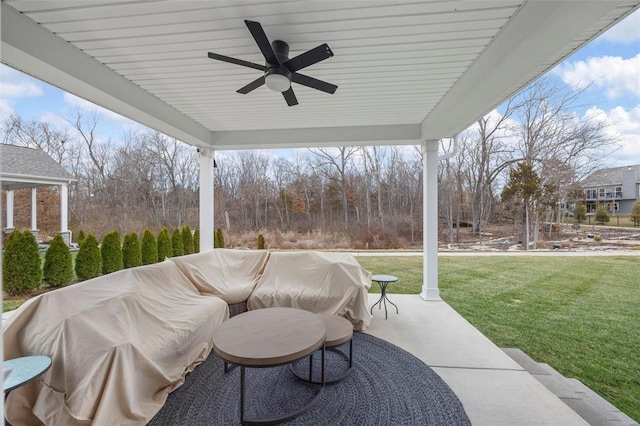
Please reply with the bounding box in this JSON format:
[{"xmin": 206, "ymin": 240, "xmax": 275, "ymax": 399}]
[
  {"xmin": 5, "ymin": 189, "xmax": 15, "ymax": 233},
  {"xmin": 59, "ymin": 183, "xmax": 71, "ymax": 245},
  {"xmin": 421, "ymin": 140, "xmax": 441, "ymax": 301},
  {"xmin": 31, "ymin": 187, "xmax": 39, "ymax": 242},
  {"xmin": 199, "ymin": 148, "xmax": 215, "ymax": 251}
]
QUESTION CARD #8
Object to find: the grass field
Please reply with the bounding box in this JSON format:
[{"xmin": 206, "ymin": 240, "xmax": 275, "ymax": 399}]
[{"xmin": 357, "ymin": 255, "xmax": 640, "ymax": 422}]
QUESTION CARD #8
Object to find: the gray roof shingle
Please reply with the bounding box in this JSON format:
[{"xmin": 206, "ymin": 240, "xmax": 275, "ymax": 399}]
[
  {"xmin": 581, "ymin": 164, "xmax": 640, "ymax": 187},
  {"xmin": 0, "ymin": 144, "xmax": 75, "ymax": 181}
]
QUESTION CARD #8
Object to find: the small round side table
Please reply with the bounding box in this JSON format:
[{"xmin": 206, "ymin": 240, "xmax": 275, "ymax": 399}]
[
  {"xmin": 3, "ymin": 355, "xmax": 51, "ymax": 394},
  {"xmin": 4, "ymin": 355, "xmax": 52, "ymax": 426},
  {"xmin": 370, "ymin": 274, "xmax": 399, "ymax": 319},
  {"xmin": 291, "ymin": 313, "xmax": 353, "ymax": 384}
]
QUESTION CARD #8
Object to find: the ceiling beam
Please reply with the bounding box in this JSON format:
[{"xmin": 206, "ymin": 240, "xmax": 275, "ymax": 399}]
[
  {"xmin": 211, "ymin": 124, "xmax": 422, "ymax": 150},
  {"xmin": 420, "ymin": 0, "xmax": 619, "ymax": 140},
  {"xmin": 0, "ymin": 2, "xmax": 212, "ymax": 148}
]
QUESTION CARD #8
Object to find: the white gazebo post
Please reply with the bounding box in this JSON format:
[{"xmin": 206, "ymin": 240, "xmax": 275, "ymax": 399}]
[
  {"xmin": 59, "ymin": 182, "xmax": 71, "ymax": 245},
  {"xmin": 199, "ymin": 148, "xmax": 215, "ymax": 251},
  {"xmin": 31, "ymin": 187, "xmax": 39, "ymax": 241},
  {"xmin": 420, "ymin": 139, "xmax": 441, "ymax": 301},
  {"xmin": 5, "ymin": 189, "xmax": 15, "ymax": 233}
]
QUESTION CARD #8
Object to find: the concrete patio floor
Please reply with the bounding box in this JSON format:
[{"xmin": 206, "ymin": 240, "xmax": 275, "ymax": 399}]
[{"xmin": 365, "ymin": 293, "xmax": 590, "ymax": 426}]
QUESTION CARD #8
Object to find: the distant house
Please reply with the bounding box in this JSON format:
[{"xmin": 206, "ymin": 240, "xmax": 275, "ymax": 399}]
[
  {"xmin": 580, "ymin": 165, "xmax": 640, "ymax": 214},
  {"xmin": 1, "ymin": 144, "xmax": 76, "ymax": 243}
]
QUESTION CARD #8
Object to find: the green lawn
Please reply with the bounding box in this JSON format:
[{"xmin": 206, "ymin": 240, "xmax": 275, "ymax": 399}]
[{"xmin": 358, "ymin": 255, "xmax": 640, "ymax": 422}]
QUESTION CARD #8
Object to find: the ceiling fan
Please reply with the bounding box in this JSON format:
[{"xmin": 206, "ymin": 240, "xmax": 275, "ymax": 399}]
[{"xmin": 207, "ymin": 20, "xmax": 337, "ymax": 106}]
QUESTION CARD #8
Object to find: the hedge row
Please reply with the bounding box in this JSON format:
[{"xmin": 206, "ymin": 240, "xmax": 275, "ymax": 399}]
[{"xmin": 2, "ymin": 226, "xmax": 216, "ymax": 295}]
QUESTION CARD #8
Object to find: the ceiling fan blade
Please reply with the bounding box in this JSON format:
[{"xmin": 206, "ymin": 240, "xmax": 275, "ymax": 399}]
[
  {"xmin": 284, "ymin": 44, "xmax": 333, "ymax": 72},
  {"xmin": 292, "ymin": 73, "xmax": 338, "ymax": 94},
  {"xmin": 237, "ymin": 76, "xmax": 266, "ymax": 94},
  {"xmin": 244, "ymin": 20, "xmax": 279, "ymax": 65},
  {"xmin": 207, "ymin": 52, "xmax": 266, "ymax": 71},
  {"xmin": 282, "ymin": 88, "xmax": 298, "ymax": 106}
]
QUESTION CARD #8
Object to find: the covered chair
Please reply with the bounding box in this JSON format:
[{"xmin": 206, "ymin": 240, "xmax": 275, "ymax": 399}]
[
  {"xmin": 3, "ymin": 260, "xmax": 228, "ymax": 425},
  {"xmin": 248, "ymin": 251, "xmax": 372, "ymax": 330}
]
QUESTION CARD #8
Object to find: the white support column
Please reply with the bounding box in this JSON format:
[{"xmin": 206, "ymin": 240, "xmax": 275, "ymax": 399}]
[
  {"xmin": 31, "ymin": 187, "xmax": 38, "ymax": 230},
  {"xmin": 60, "ymin": 183, "xmax": 69, "ymax": 232},
  {"xmin": 30, "ymin": 187, "xmax": 40, "ymax": 242},
  {"xmin": 59, "ymin": 183, "xmax": 72, "ymax": 244},
  {"xmin": 199, "ymin": 148, "xmax": 215, "ymax": 251},
  {"xmin": 6, "ymin": 189, "xmax": 15, "ymax": 230},
  {"xmin": 420, "ymin": 140, "xmax": 441, "ymax": 301}
]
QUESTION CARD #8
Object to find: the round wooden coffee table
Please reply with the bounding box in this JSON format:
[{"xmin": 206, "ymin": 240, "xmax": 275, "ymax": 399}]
[{"xmin": 212, "ymin": 307, "xmax": 326, "ymax": 425}]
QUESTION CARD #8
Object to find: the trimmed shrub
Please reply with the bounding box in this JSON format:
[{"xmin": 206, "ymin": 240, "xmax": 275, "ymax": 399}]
[
  {"xmin": 43, "ymin": 233, "xmax": 73, "ymax": 287},
  {"xmin": 101, "ymin": 231, "xmax": 123, "ymax": 274},
  {"xmin": 2, "ymin": 230, "xmax": 24, "ymax": 295},
  {"xmin": 23, "ymin": 230, "xmax": 42, "ymax": 292},
  {"xmin": 215, "ymin": 228, "xmax": 225, "ymax": 249},
  {"xmin": 631, "ymin": 201, "xmax": 640, "ymax": 227},
  {"xmin": 157, "ymin": 228, "xmax": 172, "ymax": 261},
  {"xmin": 595, "ymin": 205, "xmax": 610, "ymax": 225},
  {"xmin": 2, "ymin": 229, "xmax": 42, "ymax": 295},
  {"xmin": 574, "ymin": 203, "xmax": 587, "ymax": 224},
  {"xmin": 172, "ymin": 228, "xmax": 184, "ymax": 257},
  {"xmin": 77, "ymin": 230, "xmax": 86, "ymax": 246},
  {"xmin": 257, "ymin": 234, "xmax": 265, "ymax": 249},
  {"xmin": 182, "ymin": 226, "xmax": 194, "ymax": 255},
  {"xmin": 141, "ymin": 229, "xmax": 158, "ymax": 265},
  {"xmin": 75, "ymin": 234, "xmax": 102, "ymax": 280},
  {"xmin": 193, "ymin": 229, "xmax": 200, "ymax": 253},
  {"xmin": 123, "ymin": 232, "xmax": 142, "ymax": 269}
]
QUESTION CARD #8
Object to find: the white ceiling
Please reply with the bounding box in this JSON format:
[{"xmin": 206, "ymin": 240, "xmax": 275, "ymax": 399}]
[{"xmin": 1, "ymin": 0, "xmax": 638, "ymax": 149}]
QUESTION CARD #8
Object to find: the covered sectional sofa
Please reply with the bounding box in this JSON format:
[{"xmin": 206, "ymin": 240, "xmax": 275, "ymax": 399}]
[{"xmin": 3, "ymin": 249, "xmax": 372, "ymax": 425}]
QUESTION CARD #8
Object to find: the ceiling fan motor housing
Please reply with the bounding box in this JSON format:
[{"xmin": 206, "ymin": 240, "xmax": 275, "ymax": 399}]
[{"xmin": 271, "ymin": 40, "xmax": 290, "ymax": 64}]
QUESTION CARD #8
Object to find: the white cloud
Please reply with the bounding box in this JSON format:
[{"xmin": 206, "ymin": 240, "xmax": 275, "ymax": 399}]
[
  {"xmin": 0, "ymin": 82, "xmax": 43, "ymax": 98},
  {"xmin": 463, "ymin": 109, "xmax": 520, "ymax": 145},
  {"xmin": 0, "ymin": 99, "xmax": 14, "ymax": 122},
  {"xmin": 63, "ymin": 92, "xmax": 127, "ymax": 122},
  {"xmin": 0, "ymin": 64, "xmax": 45, "ymax": 99},
  {"xmin": 62, "ymin": 92, "xmax": 149, "ymax": 134},
  {"xmin": 584, "ymin": 105, "xmax": 640, "ymax": 166},
  {"xmin": 39, "ymin": 111, "xmax": 74, "ymax": 132},
  {"xmin": 557, "ymin": 54, "xmax": 640, "ymax": 99},
  {"xmin": 598, "ymin": 9, "xmax": 640, "ymax": 44}
]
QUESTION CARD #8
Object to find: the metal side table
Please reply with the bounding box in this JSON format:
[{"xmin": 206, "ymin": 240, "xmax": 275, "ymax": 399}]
[
  {"xmin": 4, "ymin": 356, "xmax": 52, "ymax": 426},
  {"xmin": 370, "ymin": 274, "xmax": 399, "ymax": 319}
]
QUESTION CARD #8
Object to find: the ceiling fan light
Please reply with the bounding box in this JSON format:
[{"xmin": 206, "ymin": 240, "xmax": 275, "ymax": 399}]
[{"xmin": 265, "ymin": 73, "xmax": 290, "ymax": 92}]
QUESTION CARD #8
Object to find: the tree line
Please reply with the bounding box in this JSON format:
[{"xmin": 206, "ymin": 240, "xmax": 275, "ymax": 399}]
[{"xmin": 1, "ymin": 77, "xmax": 615, "ymax": 249}]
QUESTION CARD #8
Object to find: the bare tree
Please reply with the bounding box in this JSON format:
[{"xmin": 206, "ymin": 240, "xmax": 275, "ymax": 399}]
[
  {"xmin": 509, "ymin": 77, "xmax": 615, "ymax": 248},
  {"xmin": 309, "ymin": 147, "xmax": 359, "ymax": 226},
  {"xmin": 363, "ymin": 146, "xmax": 388, "ymax": 231},
  {"xmin": 1, "ymin": 114, "xmax": 78, "ymax": 167}
]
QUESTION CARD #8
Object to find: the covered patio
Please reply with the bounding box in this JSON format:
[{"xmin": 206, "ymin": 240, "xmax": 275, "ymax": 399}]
[{"xmin": 2, "ymin": 1, "xmax": 639, "ymax": 424}]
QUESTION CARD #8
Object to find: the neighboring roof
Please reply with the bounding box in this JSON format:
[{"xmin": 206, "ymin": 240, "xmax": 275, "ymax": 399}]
[
  {"xmin": 0, "ymin": 144, "xmax": 76, "ymax": 190},
  {"xmin": 1, "ymin": 1, "xmax": 638, "ymax": 149},
  {"xmin": 581, "ymin": 164, "xmax": 640, "ymax": 187}
]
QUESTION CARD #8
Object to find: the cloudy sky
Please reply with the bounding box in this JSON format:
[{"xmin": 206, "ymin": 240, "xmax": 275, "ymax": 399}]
[{"xmin": 1, "ymin": 9, "xmax": 638, "ymax": 167}]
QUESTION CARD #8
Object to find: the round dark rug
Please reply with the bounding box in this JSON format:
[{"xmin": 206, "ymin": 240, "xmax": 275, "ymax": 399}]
[{"xmin": 149, "ymin": 332, "xmax": 471, "ymax": 425}]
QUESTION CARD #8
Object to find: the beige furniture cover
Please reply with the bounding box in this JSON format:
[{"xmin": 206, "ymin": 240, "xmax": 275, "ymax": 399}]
[
  {"xmin": 3, "ymin": 260, "xmax": 229, "ymax": 426},
  {"xmin": 247, "ymin": 251, "xmax": 372, "ymax": 330},
  {"xmin": 170, "ymin": 249, "xmax": 270, "ymax": 304}
]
